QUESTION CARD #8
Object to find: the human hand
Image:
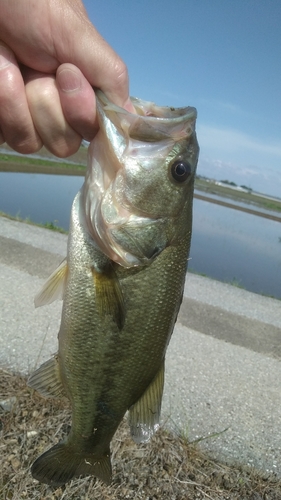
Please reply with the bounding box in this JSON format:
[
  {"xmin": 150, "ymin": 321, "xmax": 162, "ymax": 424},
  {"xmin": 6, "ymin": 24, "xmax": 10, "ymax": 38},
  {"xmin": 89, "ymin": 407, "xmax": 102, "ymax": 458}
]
[{"xmin": 0, "ymin": 0, "xmax": 134, "ymax": 156}]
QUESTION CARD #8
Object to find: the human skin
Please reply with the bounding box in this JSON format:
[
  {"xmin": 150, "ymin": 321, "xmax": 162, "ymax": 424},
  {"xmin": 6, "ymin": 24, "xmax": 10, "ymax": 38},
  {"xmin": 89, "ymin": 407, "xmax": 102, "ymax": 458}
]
[{"xmin": 0, "ymin": 0, "xmax": 134, "ymax": 156}]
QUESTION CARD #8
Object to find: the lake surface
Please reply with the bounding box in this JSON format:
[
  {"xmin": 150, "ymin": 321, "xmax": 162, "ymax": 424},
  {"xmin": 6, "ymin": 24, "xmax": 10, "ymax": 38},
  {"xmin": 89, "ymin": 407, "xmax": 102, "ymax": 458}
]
[
  {"xmin": 194, "ymin": 189, "xmax": 281, "ymax": 218},
  {"xmin": 0, "ymin": 171, "xmax": 280, "ymax": 299}
]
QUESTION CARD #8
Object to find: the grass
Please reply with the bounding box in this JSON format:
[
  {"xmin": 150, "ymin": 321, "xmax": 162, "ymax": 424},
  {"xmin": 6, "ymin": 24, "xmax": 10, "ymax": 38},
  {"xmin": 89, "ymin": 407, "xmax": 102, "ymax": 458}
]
[
  {"xmin": 0, "ymin": 153, "xmax": 86, "ymax": 172},
  {"xmin": 228, "ymin": 277, "xmax": 244, "ymax": 289},
  {"xmin": 195, "ymin": 178, "xmax": 281, "ymax": 213},
  {"xmin": 2, "ymin": 150, "xmax": 279, "ymax": 212},
  {"xmin": 0, "ymin": 211, "xmax": 67, "ymax": 234},
  {"xmin": 41, "ymin": 221, "xmax": 67, "ymax": 233},
  {"xmin": 1, "ymin": 145, "xmax": 281, "ymax": 214},
  {"xmin": 1, "ymin": 368, "xmax": 281, "ymax": 499}
]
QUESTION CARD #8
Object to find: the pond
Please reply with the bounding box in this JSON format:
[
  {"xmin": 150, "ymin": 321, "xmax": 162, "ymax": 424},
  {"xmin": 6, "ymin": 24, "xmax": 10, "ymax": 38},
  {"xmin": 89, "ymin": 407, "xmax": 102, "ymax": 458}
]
[
  {"xmin": 0, "ymin": 171, "xmax": 280, "ymax": 299},
  {"xmin": 190, "ymin": 198, "xmax": 280, "ymax": 298}
]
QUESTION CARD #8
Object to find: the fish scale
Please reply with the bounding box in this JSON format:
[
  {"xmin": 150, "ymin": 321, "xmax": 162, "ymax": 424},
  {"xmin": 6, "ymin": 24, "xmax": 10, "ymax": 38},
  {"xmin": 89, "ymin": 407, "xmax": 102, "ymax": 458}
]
[{"xmin": 27, "ymin": 91, "xmax": 199, "ymax": 486}]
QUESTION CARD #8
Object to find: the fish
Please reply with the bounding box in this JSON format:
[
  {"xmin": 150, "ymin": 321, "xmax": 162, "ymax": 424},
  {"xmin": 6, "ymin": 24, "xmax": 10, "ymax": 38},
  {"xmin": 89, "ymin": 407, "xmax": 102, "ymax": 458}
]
[{"xmin": 27, "ymin": 90, "xmax": 199, "ymax": 486}]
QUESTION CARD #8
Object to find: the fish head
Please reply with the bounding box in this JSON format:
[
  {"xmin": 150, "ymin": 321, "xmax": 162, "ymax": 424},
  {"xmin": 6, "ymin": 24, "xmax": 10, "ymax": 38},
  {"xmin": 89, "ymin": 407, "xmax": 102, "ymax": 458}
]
[{"xmin": 84, "ymin": 91, "xmax": 199, "ymax": 267}]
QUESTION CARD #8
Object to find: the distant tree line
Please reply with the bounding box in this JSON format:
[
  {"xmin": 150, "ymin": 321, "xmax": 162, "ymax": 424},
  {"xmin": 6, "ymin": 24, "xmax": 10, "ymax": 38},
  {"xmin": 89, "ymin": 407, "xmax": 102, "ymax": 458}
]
[
  {"xmin": 220, "ymin": 180, "xmax": 252, "ymax": 192},
  {"xmin": 240, "ymin": 184, "xmax": 253, "ymax": 192},
  {"xmin": 195, "ymin": 175, "xmax": 252, "ymax": 192}
]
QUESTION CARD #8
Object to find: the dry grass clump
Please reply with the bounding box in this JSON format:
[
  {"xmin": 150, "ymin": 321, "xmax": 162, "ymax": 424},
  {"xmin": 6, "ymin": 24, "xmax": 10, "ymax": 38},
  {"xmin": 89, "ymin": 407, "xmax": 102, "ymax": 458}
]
[{"xmin": 1, "ymin": 368, "xmax": 281, "ymax": 500}]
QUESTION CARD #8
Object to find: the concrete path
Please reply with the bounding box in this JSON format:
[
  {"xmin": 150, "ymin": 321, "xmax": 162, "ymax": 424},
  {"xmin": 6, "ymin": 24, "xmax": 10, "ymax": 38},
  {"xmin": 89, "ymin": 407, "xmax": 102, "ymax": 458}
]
[{"xmin": 0, "ymin": 215, "xmax": 281, "ymax": 476}]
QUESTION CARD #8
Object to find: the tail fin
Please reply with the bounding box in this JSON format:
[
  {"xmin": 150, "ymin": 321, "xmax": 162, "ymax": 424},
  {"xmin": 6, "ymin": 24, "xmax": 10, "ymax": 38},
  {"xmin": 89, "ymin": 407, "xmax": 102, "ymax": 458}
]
[{"xmin": 31, "ymin": 442, "xmax": 112, "ymax": 486}]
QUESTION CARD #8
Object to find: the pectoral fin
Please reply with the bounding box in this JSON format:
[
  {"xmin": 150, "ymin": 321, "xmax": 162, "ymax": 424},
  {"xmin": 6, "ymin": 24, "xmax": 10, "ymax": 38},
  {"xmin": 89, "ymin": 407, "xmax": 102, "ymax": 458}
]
[
  {"xmin": 27, "ymin": 356, "xmax": 65, "ymax": 398},
  {"xmin": 129, "ymin": 360, "xmax": 165, "ymax": 443},
  {"xmin": 92, "ymin": 265, "xmax": 125, "ymax": 330},
  {"xmin": 34, "ymin": 258, "xmax": 68, "ymax": 307}
]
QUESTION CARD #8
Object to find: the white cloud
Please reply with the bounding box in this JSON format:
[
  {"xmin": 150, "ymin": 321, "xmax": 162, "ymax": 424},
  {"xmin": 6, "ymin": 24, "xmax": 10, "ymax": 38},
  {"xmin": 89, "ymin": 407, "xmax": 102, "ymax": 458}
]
[
  {"xmin": 197, "ymin": 124, "xmax": 281, "ymax": 159},
  {"xmin": 194, "ymin": 123, "xmax": 281, "ymax": 196},
  {"xmin": 197, "ymin": 156, "xmax": 281, "ymax": 197}
]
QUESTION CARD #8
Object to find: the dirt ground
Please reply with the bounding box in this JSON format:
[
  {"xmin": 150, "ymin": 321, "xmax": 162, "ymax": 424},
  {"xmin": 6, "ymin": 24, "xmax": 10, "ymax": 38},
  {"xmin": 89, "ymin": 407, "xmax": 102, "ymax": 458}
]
[{"xmin": 1, "ymin": 369, "xmax": 281, "ymax": 500}]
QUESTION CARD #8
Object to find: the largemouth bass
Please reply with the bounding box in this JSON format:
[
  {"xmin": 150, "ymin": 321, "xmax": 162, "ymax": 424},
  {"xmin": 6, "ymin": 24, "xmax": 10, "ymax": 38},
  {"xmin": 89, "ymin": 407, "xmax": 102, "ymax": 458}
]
[{"xmin": 28, "ymin": 91, "xmax": 199, "ymax": 486}]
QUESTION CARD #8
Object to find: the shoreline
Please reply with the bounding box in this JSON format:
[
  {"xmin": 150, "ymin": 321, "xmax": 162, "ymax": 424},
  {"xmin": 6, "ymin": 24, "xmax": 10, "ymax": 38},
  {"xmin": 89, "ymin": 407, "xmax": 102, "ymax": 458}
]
[
  {"xmin": 0, "ymin": 211, "xmax": 279, "ymax": 301},
  {"xmin": 1, "ymin": 160, "xmax": 281, "ymax": 223},
  {"xmin": 0, "ymin": 161, "xmax": 85, "ymax": 177},
  {"xmin": 194, "ymin": 192, "xmax": 281, "ymax": 223}
]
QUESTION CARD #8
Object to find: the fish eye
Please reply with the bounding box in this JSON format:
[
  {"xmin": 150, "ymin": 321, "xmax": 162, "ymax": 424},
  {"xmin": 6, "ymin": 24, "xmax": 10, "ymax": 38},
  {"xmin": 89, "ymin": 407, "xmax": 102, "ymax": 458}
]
[{"xmin": 170, "ymin": 161, "xmax": 192, "ymax": 182}]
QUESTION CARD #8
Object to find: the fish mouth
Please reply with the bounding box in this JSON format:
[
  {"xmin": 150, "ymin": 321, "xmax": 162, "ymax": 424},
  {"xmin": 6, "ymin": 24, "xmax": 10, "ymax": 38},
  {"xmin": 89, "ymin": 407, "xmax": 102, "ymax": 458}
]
[
  {"xmin": 97, "ymin": 90, "xmax": 196, "ymax": 120},
  {"xmin": 96, "ymin": 90, "xmax": 197, "ymax": 143}
]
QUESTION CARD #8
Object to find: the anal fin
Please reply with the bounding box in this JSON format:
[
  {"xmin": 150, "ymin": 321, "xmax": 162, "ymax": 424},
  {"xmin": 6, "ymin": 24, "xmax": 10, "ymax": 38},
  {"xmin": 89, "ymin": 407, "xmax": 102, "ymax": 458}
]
[
  {"xmin": 129, "ymin": 360, "xmax": 165, "ymax": 443},
  {"xmin": 27, "ymin": 356, "xmax": 65, "ymax": 398},
  {"xmin": 34, "ymin": 258, "xmax": 68, "ymax": 307}
]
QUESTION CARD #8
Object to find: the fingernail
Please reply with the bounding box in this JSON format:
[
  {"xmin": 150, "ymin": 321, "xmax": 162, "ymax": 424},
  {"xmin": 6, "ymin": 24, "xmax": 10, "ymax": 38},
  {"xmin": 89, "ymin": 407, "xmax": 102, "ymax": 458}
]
[
  {"xmin": 57, "ymin": 68, "xmax": 82, "ymax": 92},
  {"xmin": 0, "ymin": 44, "xmax": 14, "ymax": 69}
]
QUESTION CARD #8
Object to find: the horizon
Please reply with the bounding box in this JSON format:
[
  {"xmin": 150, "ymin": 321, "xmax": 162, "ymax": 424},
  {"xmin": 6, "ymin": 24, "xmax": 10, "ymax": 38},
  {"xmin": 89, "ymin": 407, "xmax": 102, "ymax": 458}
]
[{"xmin": 1, "ymin": 143, "xmax": 280, "ymax": 200}]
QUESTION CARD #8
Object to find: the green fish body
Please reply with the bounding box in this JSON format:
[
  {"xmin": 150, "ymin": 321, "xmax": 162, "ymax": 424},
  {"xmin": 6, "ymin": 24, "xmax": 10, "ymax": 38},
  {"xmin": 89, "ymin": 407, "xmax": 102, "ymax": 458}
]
[{"xmin": 28, "ymin": 91, "xmax": 199, "ymax": 486}]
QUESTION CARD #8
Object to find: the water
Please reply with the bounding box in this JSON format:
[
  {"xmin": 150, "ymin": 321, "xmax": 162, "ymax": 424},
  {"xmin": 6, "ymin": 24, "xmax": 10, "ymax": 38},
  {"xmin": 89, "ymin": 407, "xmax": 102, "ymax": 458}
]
[
  {"xmin": 0, "ymin": 172, "xmax": 84, "ymax": 230},
  {"xmin": 194, "ymin": 189, "xmax": 281, "ymax": 218},
  {"xmin": 190, "ymin": 198, "xmax": 281, "ymax": 298},
  {"xmin": 0, "ymin": 171, "xmax": 280, "ymax": 299}
]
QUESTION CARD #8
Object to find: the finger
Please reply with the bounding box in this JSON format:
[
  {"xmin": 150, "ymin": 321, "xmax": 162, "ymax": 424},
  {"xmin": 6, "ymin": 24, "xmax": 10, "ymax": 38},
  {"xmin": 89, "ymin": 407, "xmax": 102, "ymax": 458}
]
[
  {"xmin": 56, "ymin": 63, "xmax": 98, "ymax": 142},
  {"xmin": 74, "ymin": 38, "xmax": 134, "ymax": 113},
  {"xmin": 54, "ymin": 15, "xmax": 135, "ymax": 112},
  {"xmin": 0, "ymin": 129, "xmax": 5, "ymax": 145},
  {"xmin": 24, "ymin": 70, "xmax": 82, "ymax": 157},
  {"xmin": 0, "ymin": 43, "xmax": 42, "ymax": 153}
]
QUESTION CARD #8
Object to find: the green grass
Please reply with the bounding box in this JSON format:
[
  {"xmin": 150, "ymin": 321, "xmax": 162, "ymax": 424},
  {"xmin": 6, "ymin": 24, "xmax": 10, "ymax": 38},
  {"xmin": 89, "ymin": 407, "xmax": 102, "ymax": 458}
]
[
  {"xmin": 0, "ymin": 153, "xmax": 85, "ymax": 171},
  {"xmin": 40, "ymin": 221, "xmax": 67, "ymax": 233},
  {"xmin": 195, "ymin": 177, "xmax": 281, "ymax": 213},
  {"xmin": 229, "ymin": 277, "xmax": 244, "ymax": 289},
  {"xmin": 0, "ymin": 211, "xmax": 67, "ymax": 234},
  {"xmin": 1, "ymin": 151, "xmax": 280, "ymax": 213}
]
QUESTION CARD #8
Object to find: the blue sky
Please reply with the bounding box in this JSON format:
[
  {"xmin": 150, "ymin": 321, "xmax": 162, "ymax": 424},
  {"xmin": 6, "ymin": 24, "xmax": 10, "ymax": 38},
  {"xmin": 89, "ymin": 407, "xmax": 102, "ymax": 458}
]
[{"xmin": 84, "ymin": 0, "xmax": 281, "ymax": 197}]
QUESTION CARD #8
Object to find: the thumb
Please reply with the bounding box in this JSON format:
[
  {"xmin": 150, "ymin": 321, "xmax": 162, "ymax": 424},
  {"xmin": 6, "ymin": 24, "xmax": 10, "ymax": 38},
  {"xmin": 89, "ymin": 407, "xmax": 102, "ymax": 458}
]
[{"xmin": 54, "ymin": 4, "xmax": 134, "ymax": 111}]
